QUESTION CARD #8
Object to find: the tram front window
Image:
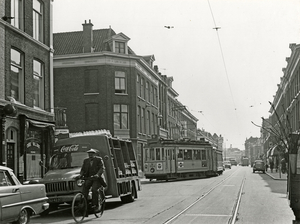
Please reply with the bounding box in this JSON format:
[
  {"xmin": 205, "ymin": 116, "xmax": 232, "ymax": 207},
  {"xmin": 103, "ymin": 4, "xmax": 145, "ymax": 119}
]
[
  {"xmin": 150, "ymin": 148, "xmax": 155, "ymax": 160},
  {"xmin": 178, "ymin": 150, "xmax": 183, "ymax": 160},
  {"xmin": 184, "ymin": 150, "xmax": 192, "ymax": 160},
  {"xmin": 156, "ymin": 148, "xmax": 160, "ymax": 160}
]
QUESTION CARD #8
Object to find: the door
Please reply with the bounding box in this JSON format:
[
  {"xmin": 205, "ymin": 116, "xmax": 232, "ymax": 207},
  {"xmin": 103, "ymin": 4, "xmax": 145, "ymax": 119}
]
[{"xmin": 7, "ymin": 143, "xmax": 15, "ymax": 171}]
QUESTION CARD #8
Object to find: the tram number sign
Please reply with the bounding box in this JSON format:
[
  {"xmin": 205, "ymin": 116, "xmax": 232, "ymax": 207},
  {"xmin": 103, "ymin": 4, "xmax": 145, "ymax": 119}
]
[
  {"xmin": 178, "ymin": 162, "xmax": 184, "ymax": 168},
  {"xmin": 157, "ymin": 163, "xmax": 162, "ymax": 170}
]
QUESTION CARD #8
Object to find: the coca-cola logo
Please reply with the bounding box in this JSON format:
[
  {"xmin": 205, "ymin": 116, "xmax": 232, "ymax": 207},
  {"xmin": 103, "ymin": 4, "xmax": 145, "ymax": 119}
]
[{"xmin": 60, "ymin": 145, "xmax": 79, "ymax": 153}]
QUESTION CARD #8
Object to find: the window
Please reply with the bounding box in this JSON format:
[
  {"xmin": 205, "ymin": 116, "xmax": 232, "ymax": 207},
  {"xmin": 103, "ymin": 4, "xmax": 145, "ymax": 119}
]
[
  {"xmin": 85, "ymin": 103, "xmax": 98, "ymax": 130},
  {"xmin": 156, "ymin": 148, "xmax": 161, "ymax": 160},
  {"xmin": 141, "ymin": 108, "xmax": 145, "ymax": 133},
  {"xmin": 145, "ymin": 81, "xmax": 149, "ymax": 101},
  {"xmin": 115, "ymin": 71, "xmax": 126, "ymax": 94},
  {"xmin": 0, "ymin": 171, "xmax": 14, "ymax": 186},
  {"xmin": 11, "ymin": 0, "xmax": 23, "ymax": 29},
  {"xmin": 85, "ymin": 70, "xmax": 98, "ymax": 93},
  {"xmin": 33, "ymin": 60, "xmax": 44, "ymax": 109},
  {"xmin": 141, "ymin": 78, "xmax": 144, "ymax": 99},
  {"xmin": 137, "ymin": 106, "xmax": 141, "ymax": 132},
  {"xmin": 136, "ymin": 75, "xmax": 140, "ymax": 96},
  {"xmin": 33, "ymin": 0, "xmax": 43, "ymax": 42},
  {"xmin": 184, "ymin": 149, "xmax": 192, "ymax": 160},
  {"xmin": 10, "ymin": 48, "xmax": 24, "ymax": 103},
  {"xmin": 114, "ymin": 104, "xmax": 129, "ymax": 129},
  {"xmin": 147, "ymin": 110, "xmax": 151, "ymax": 134},
  {"xmin": 115, "ymin": 41, "xmax": 125, "ymax": 53}
]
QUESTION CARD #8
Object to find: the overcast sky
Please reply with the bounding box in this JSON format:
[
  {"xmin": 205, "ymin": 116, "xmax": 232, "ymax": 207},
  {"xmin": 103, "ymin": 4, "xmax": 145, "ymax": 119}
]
[{"xmin": 53, "ymin": 0, "xmax": 300, "ymax": 150}]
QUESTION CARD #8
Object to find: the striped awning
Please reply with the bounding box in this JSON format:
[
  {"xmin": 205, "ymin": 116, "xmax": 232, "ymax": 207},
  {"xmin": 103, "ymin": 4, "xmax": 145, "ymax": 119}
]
[{"xmin": 267, "ymin": 145, "xmax": 283, "ymax": 157}]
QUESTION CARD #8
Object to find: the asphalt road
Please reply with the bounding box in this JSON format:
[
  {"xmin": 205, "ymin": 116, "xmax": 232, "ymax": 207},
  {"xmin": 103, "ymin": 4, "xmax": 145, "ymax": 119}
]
[{"xmin": 28, "ymin": 166, "xmax": 295, "ymax": 224}]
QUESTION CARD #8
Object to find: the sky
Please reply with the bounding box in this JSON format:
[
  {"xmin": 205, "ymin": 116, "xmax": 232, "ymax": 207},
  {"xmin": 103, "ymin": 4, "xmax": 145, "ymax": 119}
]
[{"xmin": 53, "ymin": 0, "xmax": 300, "ymax": 150}]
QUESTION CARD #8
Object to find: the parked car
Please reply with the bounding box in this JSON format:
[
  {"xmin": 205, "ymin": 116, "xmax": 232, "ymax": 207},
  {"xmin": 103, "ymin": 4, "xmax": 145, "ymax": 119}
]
[
  {"xmin": 223, "ymin": 161, "xmax": 232, "ymax": 169},
  {"xmin": 0, "ymin": 166, "xmax": 49, "ymax": 224},
  {"xmin": 253, "ymin": 160, "xmax": 265, "ymax": 173}
]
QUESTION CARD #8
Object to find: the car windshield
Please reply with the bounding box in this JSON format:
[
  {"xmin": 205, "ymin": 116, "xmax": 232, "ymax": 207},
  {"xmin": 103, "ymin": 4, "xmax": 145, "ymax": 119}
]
[{"xmin": 50, "ymin": 152, "xmax": 86, "ymax": 169}]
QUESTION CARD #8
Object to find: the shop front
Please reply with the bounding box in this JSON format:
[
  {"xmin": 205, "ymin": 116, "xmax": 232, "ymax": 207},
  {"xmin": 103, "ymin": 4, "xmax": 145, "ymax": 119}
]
[{"xmin": 0, "ymin": 111, "xmax": 55, "ymax": 182}]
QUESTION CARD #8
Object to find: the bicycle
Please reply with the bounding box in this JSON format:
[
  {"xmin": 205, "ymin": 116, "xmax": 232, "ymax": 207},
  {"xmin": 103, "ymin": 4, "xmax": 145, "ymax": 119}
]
[{"xmin": 71, "ymin": 177, "xmax": 106, "ymax": 223}]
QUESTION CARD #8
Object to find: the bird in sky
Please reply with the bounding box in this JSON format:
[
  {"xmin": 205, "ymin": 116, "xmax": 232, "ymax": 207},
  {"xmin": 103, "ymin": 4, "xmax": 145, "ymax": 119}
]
[
  {"xmin": 164, "ymin": 26, "xmax": 174, "ymax": 29},
  {"xmin": 213, "ymin": 27, "xmax": 221, "ymax": 31}
]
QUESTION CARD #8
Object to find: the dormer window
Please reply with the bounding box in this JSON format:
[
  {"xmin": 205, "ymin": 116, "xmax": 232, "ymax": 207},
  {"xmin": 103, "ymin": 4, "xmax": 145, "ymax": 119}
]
[
  {"xmin": 115, "ymin": 42, "xmax": 125, "ymax": 53},
  {"xmin": 108, "ymin": 32, "xmax": 130, "ymax": 54}
]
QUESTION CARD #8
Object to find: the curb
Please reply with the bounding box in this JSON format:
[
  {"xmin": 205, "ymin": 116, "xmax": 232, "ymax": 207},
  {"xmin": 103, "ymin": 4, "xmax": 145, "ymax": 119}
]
[{"xmin": 265, "ymin": 172, "xmax": 287, "ymax": 180}]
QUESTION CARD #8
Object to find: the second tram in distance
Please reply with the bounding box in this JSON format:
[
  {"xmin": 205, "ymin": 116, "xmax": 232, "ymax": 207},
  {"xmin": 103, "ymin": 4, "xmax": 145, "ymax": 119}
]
[{"xmin": 143, "ymin": 137, "xmax": 224, "ymax": 181}]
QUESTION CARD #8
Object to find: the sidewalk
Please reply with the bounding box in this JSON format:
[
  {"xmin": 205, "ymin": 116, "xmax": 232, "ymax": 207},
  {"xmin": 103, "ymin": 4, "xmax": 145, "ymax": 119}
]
[{"xmin": 265, "ymin": 168, "xmax": 288, "ymax": 180}]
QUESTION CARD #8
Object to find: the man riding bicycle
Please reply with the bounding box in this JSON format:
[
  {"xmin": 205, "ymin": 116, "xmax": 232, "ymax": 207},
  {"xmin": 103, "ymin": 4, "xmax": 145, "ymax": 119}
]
[{"xmin": 78, "ymin": 149, "xmax": 107, "ymax": 215}]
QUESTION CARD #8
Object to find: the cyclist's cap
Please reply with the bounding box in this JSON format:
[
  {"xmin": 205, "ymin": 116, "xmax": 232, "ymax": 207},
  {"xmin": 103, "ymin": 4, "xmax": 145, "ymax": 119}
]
[{"xmin": 87, "ymin": 149, "xmax": 97, "ymax": 153}]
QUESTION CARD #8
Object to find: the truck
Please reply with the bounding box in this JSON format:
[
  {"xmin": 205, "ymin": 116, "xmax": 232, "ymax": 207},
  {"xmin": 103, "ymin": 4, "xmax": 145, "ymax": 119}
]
[
  {"xmin": 241, "ymin": 157, "xmax": 249, "ymax": 166},
  {"xmin": 39, "ymin": 133, "xmax": 141, "ymax": 213}
]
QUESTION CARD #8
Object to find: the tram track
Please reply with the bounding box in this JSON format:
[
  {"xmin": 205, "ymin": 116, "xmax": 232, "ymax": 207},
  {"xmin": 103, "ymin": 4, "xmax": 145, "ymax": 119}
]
[{"xmin": 163, "ymin": 169, "xmax": 245, "ymax": 224}]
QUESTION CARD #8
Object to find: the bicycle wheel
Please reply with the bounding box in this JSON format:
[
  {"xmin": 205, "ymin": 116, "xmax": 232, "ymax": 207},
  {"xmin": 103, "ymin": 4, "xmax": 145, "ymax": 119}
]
[
  {"xmin": 94, "ymin": 189, "xmax": 105, "ymax": 218},
  {"xmin": 72, "ymin": 193, "xmax": 87, "ymax": 223}
]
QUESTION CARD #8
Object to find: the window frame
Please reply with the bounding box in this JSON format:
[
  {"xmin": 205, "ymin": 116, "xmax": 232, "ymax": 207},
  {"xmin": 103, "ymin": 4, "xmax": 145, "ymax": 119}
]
[
  {"xmin": 10, "ymin": 48, "xmax": 24, "ymax": 103},
  {"xmin": 33, "ymin": 0, "xmax": 44, "ymax": 42},
  {"xmin": 10, "ymin": 0, "xmax": 24, "ymax": 30},
  {"xmin": 115, "ymin": 71, "xmax": 126, "ymax": 94},
  {"xmin": 114, "ymin": 104, "xmax": 129, "ymax": 130},
  {"xmin": 33, "ymin": 59, "xmax": 44, "ymax": 109},
  {"xmin": 115, "ymin": 41, "xmax": 125, "ymax": 53}
]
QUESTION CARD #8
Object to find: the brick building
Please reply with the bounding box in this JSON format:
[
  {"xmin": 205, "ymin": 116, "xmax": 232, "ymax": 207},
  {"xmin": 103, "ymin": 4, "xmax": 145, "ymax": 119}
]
[
  {"xmin": 53, "ymin": 20, "xmax": 197, "ymax": 170},
  {"xmin": 0, "ymin": 0, "xmax": 55, "ymax": 181}
]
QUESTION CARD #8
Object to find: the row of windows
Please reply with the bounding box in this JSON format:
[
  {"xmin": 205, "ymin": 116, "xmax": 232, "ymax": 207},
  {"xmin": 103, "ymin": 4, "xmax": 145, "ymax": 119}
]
[
  {"xmin": 137, "ymin": 106, "xmax": 158, "ymax": 135},
  {"xmin": 145, "ymin": 148, "xmax": 207, "ymax": 161},
  {"xmin": 84, "ymin": 103, "xmax": 129, "ymax": 131},
  {"xmin": 10, "ymin": 0, "xmax": 44, "ymax": 42},
  {"xmin": 10, "ymin": 48, "xmax": 44, "ymax": 109},
  {"xmin": 137, "ymin": 74, "xmax": 158, "ymax": 107},
  {"xmin": 84, "ymin": 70, "xmax": 126, "ymax": 94}
]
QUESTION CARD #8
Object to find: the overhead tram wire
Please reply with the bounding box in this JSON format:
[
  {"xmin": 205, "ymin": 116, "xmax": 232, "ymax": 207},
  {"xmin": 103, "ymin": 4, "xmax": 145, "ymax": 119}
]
[{"xmin": 207, "ymin": 0, "xmax": 240, "ymax": 126}]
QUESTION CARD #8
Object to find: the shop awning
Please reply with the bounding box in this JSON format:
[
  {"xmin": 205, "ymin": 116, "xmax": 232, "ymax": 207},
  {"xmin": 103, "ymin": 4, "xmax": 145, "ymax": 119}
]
[
  {"xmin": 27, "ymin": 119, "xmax": 55, "ymax": 129},
  {"xmin": 269, "ymin": 145, "xmax": 283, "ymax": 156},
  {"xmin": 266, "ymin": 147, "xmax": 272, "ymax": 157}
]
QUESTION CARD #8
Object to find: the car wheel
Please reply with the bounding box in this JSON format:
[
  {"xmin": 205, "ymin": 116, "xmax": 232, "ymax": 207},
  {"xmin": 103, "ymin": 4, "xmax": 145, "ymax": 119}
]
[{"xmin": 12, "ymin": 208, "xmax": 30, "ymax": 224}]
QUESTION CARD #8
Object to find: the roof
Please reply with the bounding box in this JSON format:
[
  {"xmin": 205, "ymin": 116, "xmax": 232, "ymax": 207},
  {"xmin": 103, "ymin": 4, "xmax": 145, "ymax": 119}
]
[
  {"xmin": 54, "ymin": 29, "xmax": 114, "ymax": 55},
  {"xmin": 53, "ymin": 28, "xmax": 137, "ymax": 56}
]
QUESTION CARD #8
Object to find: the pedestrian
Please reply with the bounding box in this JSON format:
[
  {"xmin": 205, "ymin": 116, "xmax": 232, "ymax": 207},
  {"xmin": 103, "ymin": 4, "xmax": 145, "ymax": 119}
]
[
  {"xmin": 270, "ymin": 160, "xmax": 274, "ymax": 173},
  {"xmin": 281, "ymin": 158, "xmax": 286, "ymax": 174},
  {"xmin": 265, "ymin": 163, "xmax": 269, "ymax": 172},
  {"xmin": 78, "ymin": 149, "xmax": 107, "ymax": 215}
]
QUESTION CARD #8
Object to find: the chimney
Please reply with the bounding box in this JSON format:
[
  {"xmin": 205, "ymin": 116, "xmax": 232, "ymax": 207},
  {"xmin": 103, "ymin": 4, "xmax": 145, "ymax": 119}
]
[{"xmin": 82, "ymin": 19, "xmax": 93, "ymax": 53}]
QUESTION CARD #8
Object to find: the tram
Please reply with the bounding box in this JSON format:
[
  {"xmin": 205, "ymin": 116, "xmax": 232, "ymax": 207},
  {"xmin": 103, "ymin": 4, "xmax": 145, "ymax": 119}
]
[{"xmin": 143, "ymin": 136, "xmax": 224, "ymax": 181}]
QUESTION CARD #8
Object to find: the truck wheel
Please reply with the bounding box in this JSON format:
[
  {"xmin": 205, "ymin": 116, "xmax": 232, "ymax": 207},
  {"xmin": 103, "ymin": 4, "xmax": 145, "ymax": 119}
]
[{"xmin": 121, "ymin": 184, "xmax": 136, "ymax": 203}]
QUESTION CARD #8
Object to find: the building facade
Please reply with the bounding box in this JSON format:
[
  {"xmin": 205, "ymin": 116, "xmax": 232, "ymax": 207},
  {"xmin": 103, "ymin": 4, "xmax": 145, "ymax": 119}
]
[
  {"xmin": 262, "ymin": 43, "xmax": 300, "ymax": 165},
  {"xmin": 53, "ymin": 20, "xmax": 198, "ymax": 171},
  {"xmin": 1, "ymin": 0, "xmax": 55, "ymax": 181}
]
